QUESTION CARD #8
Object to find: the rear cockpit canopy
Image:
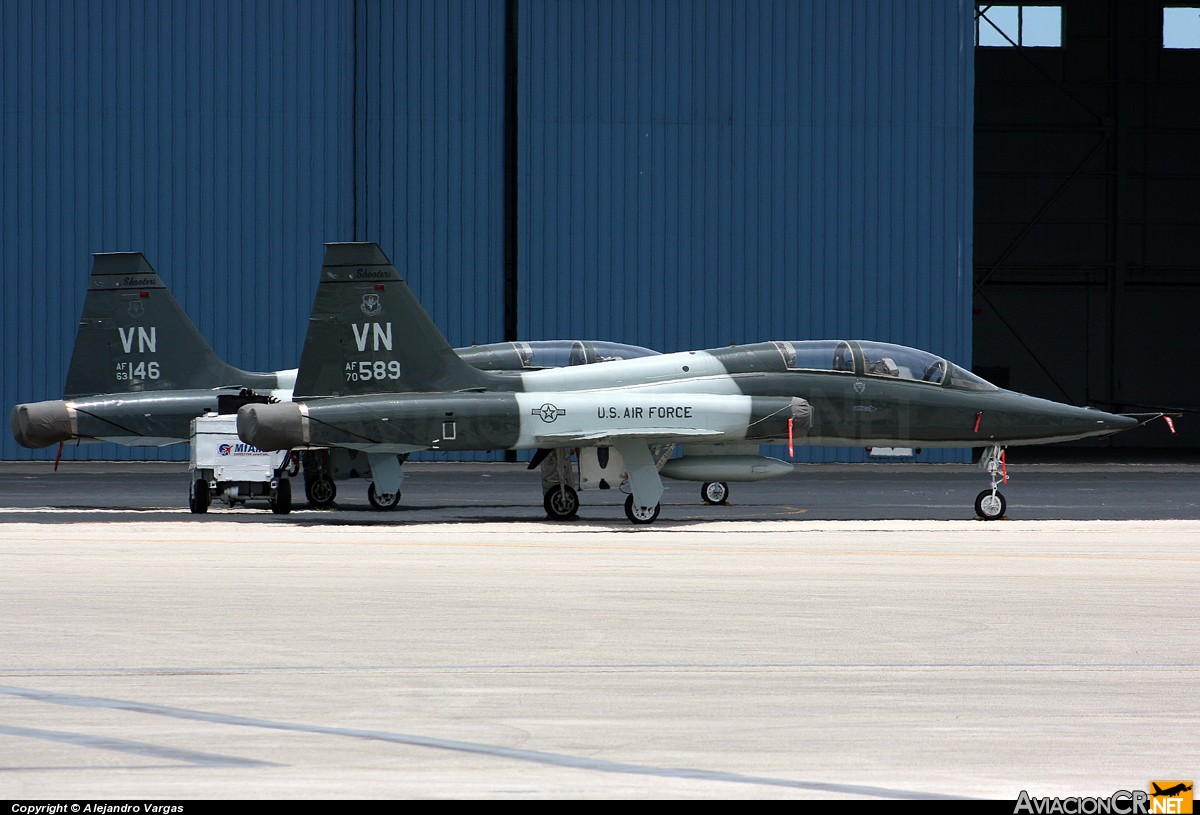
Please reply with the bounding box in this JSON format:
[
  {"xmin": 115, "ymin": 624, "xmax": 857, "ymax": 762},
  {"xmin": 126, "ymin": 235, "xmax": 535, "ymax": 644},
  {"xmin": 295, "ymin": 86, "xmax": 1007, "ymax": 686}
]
[
  {"xmin": 771, "ymin": 340, "xmax": 997, "ymax": 391},
  {"xmin": 513, "ymin": 340, "xmax": 660, "ymax": 369}
]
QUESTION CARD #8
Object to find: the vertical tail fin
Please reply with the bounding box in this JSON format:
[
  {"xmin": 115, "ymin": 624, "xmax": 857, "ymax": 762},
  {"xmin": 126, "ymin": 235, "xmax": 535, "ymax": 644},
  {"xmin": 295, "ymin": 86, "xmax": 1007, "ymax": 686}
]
[
  {"xmin": 293, "ymin": 243, "xmax": 494, "ymax": 398},
  {"xmin": 63, "ymin": 253, "xmax": 274, "ymax": 398}
]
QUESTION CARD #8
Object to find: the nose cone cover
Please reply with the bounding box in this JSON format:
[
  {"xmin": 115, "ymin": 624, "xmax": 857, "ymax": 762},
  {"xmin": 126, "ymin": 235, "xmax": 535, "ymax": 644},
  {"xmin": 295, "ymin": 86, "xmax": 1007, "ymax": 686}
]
[
  {"xmin": 11, "ymin": 401, "xmax": 75, "ymax": 449},
  {"xmin": 237, "ymin": 402, "xmax": 307, "ymax": 451}
]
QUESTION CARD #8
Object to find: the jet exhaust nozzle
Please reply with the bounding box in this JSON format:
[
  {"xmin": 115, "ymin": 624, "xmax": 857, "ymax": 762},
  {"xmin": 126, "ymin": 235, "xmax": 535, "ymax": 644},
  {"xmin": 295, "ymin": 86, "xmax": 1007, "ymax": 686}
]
[
  {"xmin": 10, "ymin": 401, "xmax": 76, "ymax": 449},
  {"xmin": 237, "ymin": 402, "xmax": 308, "ymax": 451}
]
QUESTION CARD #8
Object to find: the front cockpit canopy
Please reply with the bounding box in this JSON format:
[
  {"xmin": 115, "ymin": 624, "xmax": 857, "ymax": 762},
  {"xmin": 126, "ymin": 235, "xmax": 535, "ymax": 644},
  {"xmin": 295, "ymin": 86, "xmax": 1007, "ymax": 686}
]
[{"xmin": 771, "ymin": 340, "xmax": 998, "ymax": 391}]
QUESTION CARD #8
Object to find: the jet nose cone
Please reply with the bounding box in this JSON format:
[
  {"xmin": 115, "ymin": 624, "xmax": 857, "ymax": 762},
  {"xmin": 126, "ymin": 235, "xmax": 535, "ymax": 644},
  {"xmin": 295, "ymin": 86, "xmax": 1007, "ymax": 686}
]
[
  {"xmin": 1066, "ymin": 405, "xmax": 1140, "ymax": 438},
  {"xmin": 986, "ymin": 396, "xmax": 1144, "ymax": 444},
  {"xmin": 1103, "ymin": 412, "xmax": 1140, "ymax": 433}
]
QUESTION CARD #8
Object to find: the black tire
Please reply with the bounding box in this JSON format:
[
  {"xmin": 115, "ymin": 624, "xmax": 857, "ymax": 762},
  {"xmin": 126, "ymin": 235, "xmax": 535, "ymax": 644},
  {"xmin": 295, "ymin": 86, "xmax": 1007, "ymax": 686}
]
[
  {"xmin": 543, "ymin": 484, "xmax": 580, "ymax": 520},
  {"xmin": 701, "ymin": 481, "xmax": 729, "ymax": 505},
  {"xmin": 189, "ymin": 479, "xmax": 210, "ymax": 514},
  {"xmin": 368, "ymin": 482, "xmax": 401, "ymax": 511},
  {"xmin": 975, "ymin": 489, "xmax": 1006, "ymax": 520},
  {"xmin": 624, "ymin": 494, "xmax": 661, "ymax": 525},
  {"xmin": 305, "ymin": 476, "xmax": 337, "ymax": 508},
  {"xmin": 271, "ymin": 479, "xmax": 292, "ymax": 515}
]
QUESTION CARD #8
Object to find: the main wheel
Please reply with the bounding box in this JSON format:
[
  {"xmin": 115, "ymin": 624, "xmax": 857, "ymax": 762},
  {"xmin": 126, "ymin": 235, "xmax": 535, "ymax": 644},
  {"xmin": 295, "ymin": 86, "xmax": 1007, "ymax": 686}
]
[
  {"xmin": 271, "ymin": 479, "xmax": 292, "ymax": 515},
  {"xmin": 975, "ymin": 489, "xmax": 1006, "ymax": 520},
  {"xmin": 701, "ymin": 481, "xmax": 729, "ymax": 505},
  {"xmin": 368, "ymin": 482, "xmax": 401, "ymax": 511},
  {"xmin": 543, "ymin": 484, "xmax": 580, "ymax": 520},
  {"xmin": 624, "ymin": 494, "xmax": 661, "ymax": 525},
  {"xmin": 305, "ymin": 476, "xmax": 337, "ymax": 508},
  {"xmin": 189, "ymin": 479, "xmax": 210, "ymax": 514}
]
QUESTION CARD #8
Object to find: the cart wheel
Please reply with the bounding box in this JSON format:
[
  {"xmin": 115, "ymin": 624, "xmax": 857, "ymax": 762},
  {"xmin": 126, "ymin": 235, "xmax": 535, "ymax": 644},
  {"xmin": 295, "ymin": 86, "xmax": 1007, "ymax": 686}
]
[
  {"xmin": 271, "ymin": 479, "xmax": 292, "ymax": 515},
  {"xmin": 189, "ymin": 479, "xmax": 210, "ymax": 514}
]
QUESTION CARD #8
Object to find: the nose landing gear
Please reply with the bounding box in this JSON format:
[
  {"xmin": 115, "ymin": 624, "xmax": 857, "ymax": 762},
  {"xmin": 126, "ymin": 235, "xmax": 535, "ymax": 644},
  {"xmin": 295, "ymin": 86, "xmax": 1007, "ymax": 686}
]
[{"xmin": 975, "ymin": 445, "xmax": 1008, "ymax": 520}]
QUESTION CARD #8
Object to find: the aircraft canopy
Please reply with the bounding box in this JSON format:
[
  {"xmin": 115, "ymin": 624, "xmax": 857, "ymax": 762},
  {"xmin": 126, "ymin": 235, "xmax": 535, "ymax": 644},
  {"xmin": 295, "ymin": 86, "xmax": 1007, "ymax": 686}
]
[
  {"xmin": 771, "ymin": 340, "xmax": 998, "ymax": 391},
  {"xmin": 514, "ymin": 340, "xmax": 661, "ymax": 369}
]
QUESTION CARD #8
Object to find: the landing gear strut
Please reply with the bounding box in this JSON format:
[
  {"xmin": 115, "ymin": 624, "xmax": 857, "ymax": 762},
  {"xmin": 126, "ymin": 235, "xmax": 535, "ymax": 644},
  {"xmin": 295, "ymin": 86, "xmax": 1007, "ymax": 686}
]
[
  {"xmin": 613, "ymin": 441, "xmax": 665, "ymax": 525},
  {"xmin": 975, "ymin": 445, "xmax": 1007, "ymax": 520},
  {"xmin": 541, "ymin": 449, "xmax": 581, "ymax": 520}
]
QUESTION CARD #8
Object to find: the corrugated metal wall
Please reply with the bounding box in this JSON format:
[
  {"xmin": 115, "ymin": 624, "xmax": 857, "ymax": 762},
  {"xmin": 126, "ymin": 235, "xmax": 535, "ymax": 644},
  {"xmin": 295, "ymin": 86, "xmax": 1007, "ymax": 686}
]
[
  {"xmin": 1, "ymin": 0, "xmax": 356, "ymax": 460},
  {"xmin": 355, "ymin": 0, "xmax": 506, "ymax": 462},
  {"xmin": 2, "ymin": 0, "xmax": 974, "ymax": 464},
  {"xmin": 355, "ymin": 0, "xmax": 506, "ymax": 349},
  {"xmin": 519, "ymin": 0, "xmax": 976, "ymax": 462}
]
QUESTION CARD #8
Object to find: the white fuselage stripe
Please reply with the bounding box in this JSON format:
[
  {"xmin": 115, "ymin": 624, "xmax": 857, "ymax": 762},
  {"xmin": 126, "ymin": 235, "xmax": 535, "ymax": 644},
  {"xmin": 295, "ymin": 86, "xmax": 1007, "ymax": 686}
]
[{"xmin": 514, "ymin": 391, "xmax": 754, "ymax": 448}]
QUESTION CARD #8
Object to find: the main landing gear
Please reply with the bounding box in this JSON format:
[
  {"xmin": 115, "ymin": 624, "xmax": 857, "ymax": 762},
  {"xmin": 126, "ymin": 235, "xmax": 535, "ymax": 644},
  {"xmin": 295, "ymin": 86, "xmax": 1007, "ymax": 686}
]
[
  {"xmin": 538, "ymin": 444, "xmax": 666, "ymax": 524},
  {"xmin": 701, "ymin": 481, "xmax": 729, "ymax": 505},
  {"xmin": 624, "ymin": 495, "xmax": 660, "ymax": 524},
  {"xmin": 367, "ymin": 482, "xmax": 401, "ymax": 510},
  {"xmin": 540, "ymin": 449, "xmax": 580, "ymax": 521},
  {"xmin": 305, "ymin": 474, "xmax": 337, "ymax": 508},
  {"xmin": 544, "ymin": 484, "xmax": 580, "ymax": 520},
  {"xmin": 975, "ymin": 444, "xmax": 1008, "ymax": 520},
  {"xmin": 614, "ymin": 441, "xmax": 664, "ymax": 526}
]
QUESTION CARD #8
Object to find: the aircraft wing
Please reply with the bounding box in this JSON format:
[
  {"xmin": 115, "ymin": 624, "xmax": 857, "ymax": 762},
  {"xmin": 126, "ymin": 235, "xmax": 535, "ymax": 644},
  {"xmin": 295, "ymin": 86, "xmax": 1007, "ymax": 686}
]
[{"xmin": 533, "ymin": 428, "xmax": 724, "ymax": 445}]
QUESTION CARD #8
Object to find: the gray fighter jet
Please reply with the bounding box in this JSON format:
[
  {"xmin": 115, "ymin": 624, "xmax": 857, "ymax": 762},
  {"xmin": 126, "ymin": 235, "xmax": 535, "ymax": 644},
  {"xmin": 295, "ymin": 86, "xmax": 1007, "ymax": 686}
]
[
  {"xmin": 9, "ymin": 252, "xmax": 658, "ymax": 507},
  {"xmin": 10, "ymin": 252, "xmax": 296, "ymax": 450},
  {"xmin": 237, "ymin": 242, "xmax": 1141, "ymax": 524}
]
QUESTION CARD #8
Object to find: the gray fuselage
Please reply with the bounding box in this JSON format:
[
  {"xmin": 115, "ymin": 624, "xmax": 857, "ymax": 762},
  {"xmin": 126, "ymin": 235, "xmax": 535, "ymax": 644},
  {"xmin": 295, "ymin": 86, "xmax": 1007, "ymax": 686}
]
[{"xmin": 245, "ymin": 342, "xmax": 1136, "ymax": 454}]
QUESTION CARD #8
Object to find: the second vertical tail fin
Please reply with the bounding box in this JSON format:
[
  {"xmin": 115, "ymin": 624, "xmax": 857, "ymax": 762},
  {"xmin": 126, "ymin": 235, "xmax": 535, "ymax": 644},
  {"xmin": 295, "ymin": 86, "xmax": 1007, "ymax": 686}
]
[{"xmin": 293, "ymin": 243, "xmax": 494, "ymax": 398}]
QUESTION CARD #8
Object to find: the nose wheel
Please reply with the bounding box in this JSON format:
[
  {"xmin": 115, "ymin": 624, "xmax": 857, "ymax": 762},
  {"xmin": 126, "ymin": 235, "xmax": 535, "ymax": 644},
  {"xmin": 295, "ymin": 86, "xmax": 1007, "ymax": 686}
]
[
  {"xmin": 976, "ymin": 445, "xmax": 1008, "ymax": 520},
  {"xmin": 974, "ymin": 489, "xmax": 1006, "ymax": 520}
]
